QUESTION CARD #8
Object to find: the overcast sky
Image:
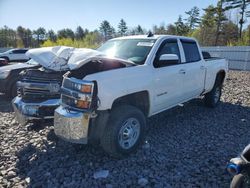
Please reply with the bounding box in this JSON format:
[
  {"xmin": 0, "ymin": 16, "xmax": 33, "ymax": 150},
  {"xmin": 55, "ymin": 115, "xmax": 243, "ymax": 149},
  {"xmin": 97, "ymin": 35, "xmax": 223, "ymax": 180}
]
[{"xmin": 0, "ymin": 0, "xmax": 221, "ymax": 31}]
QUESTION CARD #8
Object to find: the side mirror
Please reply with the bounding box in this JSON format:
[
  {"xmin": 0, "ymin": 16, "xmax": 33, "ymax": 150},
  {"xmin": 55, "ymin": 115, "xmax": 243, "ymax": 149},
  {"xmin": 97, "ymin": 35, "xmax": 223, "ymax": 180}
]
[{"xmin": 159, "ymin": 54, "xmax": 179, "ymax": 64}]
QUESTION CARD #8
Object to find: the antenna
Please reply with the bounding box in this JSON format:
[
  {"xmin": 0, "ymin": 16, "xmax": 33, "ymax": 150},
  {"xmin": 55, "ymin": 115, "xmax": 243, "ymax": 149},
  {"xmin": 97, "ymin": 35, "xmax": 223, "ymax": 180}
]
[{"xmin": 147, "ymin": 31, "xmax": 154, "ymax": 37}]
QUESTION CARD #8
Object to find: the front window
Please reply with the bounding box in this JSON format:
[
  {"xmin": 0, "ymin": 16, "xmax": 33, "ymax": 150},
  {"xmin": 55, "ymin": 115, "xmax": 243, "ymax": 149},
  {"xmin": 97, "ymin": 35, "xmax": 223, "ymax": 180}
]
[{"xmin": 97, "ymin": 39, "xmax": 156, "ymax": 65}]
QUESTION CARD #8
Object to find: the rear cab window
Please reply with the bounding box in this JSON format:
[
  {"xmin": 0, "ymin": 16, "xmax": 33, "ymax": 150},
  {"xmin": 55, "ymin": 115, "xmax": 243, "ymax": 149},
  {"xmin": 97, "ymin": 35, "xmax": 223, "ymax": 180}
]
[{"xmin": 180, "ymin": 39, "xmax": 201, "ymax": 63}]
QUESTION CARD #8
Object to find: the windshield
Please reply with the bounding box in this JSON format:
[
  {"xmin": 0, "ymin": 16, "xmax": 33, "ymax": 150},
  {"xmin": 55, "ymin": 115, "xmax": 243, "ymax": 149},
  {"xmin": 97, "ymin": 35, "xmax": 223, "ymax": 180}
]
[
  {"xmin": 25, "ymin": 59, "xmax": 38, "ymax": 65},
  {"xmin": 97, "ymin": 39, "xmax": 156, "ymax": 65}
]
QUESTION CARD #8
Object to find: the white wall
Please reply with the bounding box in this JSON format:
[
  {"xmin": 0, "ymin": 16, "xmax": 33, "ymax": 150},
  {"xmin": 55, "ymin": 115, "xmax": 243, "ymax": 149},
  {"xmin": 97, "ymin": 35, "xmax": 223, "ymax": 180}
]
[{"xmin": 201, "ymin": 46, "xmax": 250, "ymax": 71}]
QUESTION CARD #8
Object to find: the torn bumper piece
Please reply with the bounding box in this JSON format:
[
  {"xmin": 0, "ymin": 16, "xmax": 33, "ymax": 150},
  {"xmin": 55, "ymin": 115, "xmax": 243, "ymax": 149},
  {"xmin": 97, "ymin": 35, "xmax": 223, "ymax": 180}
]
[
  {"xmin": 12, "ymin": 96, "xmax": 60, "ymax": 125},
  {"xmin": 54, "ymin": 106, "xmax": 90, "ymax": 144}
]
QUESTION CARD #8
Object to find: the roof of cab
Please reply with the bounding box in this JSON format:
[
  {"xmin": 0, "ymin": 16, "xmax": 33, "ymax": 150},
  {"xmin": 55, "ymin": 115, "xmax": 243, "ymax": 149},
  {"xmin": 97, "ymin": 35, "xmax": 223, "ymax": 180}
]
[{"xmin": 110, "ymin": 34, "xmax": 197, "ymax": 42}]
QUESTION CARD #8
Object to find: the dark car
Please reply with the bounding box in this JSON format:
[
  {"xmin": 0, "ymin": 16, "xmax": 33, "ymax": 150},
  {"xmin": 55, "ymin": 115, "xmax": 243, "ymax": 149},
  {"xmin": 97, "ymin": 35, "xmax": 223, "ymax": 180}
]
[
  {"xmin": 0, "ymin": 59, "xmax": 39, "ymax": 98},
  {"xmin": 0, "ymin": 58, "xmax": 8, "ymax": 66}
]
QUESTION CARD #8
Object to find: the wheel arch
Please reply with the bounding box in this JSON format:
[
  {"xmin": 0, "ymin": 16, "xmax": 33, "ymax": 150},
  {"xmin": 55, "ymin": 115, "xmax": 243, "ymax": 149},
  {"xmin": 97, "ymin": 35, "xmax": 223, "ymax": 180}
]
[
  {"xmin": 111, "ymin": 90, "xmax": 150, "ymax": 117},
  {"xmin": 216, "ymin": 70, "xmax": 226, "ymax": 85},
  {"xmin": 0, "ymin": 56, "xmax": 9, "ymax": 61}
]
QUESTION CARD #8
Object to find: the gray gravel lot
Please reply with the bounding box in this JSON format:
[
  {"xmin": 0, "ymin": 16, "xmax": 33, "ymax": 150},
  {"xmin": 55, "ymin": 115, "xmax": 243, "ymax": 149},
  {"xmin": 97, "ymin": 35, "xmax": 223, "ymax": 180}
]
[{"xmin": 0, "ymin": 70, "xmax": 250, "ymax": 188}]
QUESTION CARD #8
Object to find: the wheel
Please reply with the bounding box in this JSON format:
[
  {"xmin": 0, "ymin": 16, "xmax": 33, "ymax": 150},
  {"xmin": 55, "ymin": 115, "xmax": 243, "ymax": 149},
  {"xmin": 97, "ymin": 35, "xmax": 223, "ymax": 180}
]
[
  {"xmin": 1, "ymin": 56, "xmax": 9, "ymax": 62},
  {"xmin": 10, "ymin": 83, "xmax": 17, "ymax": 98},
  {"xmin": 100, "ymin": 105, "xmax": 146, "ymax": 158},
  {"xmin": 230, "ymin": 174, "xmax": 248, "ymax": 188},
  {"xmin": 204, "ymin": 76, "xmax": 223, "ymax": 108},
  {"xmin": 7, "ymin": 80, "xmax": 18, "ymax": 98}
]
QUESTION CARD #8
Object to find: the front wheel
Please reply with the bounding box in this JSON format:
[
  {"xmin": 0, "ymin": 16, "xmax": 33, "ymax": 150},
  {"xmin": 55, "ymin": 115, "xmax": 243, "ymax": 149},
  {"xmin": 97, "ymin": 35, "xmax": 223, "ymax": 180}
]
[
  {"xmin": 230, "ymin": 174, "xmax": 248, "ymax": 188},
  {"xmin": 100, "ymin": 105, "xmax": 146, "ymax": 158}
]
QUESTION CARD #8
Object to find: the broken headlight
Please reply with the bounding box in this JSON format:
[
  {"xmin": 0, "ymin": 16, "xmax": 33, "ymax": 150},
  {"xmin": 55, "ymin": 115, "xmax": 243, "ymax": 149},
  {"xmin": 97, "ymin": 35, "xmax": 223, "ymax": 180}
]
[{"xmin": 61, "ymin": 78, "xmax": 95, "ymax": 111}]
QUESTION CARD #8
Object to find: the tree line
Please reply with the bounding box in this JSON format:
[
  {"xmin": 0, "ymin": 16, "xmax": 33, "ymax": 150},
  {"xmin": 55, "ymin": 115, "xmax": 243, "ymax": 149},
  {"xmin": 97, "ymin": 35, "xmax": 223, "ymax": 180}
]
[{"xmin": 1, "ymin": 0, "xmax": 250, "ymax": 48}]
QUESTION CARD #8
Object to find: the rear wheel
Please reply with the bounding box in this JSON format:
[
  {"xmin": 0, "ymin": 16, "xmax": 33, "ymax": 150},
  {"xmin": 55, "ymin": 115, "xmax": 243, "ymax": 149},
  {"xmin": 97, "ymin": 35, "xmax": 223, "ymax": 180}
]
[
  {"xmin": 204, "ymin": 76, "xmax": 223, "ymax": 108},
  {"xmin": 1, "ymin": 56, "xmax": 9, "ymax": 63},
  {"xmin": 100, "ymin": 105, "xmax": 146, "ymax": 158}
]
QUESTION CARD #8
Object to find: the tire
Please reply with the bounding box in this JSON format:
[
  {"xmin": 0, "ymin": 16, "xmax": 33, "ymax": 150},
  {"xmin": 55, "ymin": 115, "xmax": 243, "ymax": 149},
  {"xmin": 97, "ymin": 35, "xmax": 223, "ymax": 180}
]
[
  {"xmin": 204, "ymin": 75, "xmax": 223, "ymax": 108},
  {"xmin": 230, "ymin": 174, "xmax": 248, "ymax": 188},
  {"xmin": 7, "ymin": 80, "xmax": 18, "ymax": 98},
  {"xmin": 1, "ymin": 56, "xmax": 9, "ymax": 62},
  {"xmin": 10, "ymin": 83, "xmax": 17, "ymax": 98},
  {"xmin": 100, "ymin": 105, "xmax": 146, "ymax": 158}
]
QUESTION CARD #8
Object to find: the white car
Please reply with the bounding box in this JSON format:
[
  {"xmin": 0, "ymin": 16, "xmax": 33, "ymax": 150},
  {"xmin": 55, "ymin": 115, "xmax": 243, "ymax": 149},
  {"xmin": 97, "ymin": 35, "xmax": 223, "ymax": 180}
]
[{"xmin": 0, "ymin": 48, "xmax": 29, "ymax": 62}]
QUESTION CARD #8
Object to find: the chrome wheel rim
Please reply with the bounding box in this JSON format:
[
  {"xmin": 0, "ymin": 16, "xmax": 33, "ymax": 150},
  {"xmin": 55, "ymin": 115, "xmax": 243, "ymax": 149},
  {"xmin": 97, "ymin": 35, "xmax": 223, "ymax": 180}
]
[
  {"xmin": 214, "ymin": 86, "xmax": 221, "ymax": 103},
  {"xmin": 118, "ymin": 118, "xmax": 140, "ymax": 149}
]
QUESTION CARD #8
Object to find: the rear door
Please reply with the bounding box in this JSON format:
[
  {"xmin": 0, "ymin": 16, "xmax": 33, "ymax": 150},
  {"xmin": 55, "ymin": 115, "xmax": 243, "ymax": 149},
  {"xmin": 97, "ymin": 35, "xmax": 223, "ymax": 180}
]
[
  {"xmin": 152, "ymin": 38, "xmax": 185, "ymax": 113},
  {"xmin": 11, "ymin": 50, "xmax": 28, "ymax": 61},
  {"xmin": 179, "ymin": 39, "xmax": 206, "ymax": 99}
]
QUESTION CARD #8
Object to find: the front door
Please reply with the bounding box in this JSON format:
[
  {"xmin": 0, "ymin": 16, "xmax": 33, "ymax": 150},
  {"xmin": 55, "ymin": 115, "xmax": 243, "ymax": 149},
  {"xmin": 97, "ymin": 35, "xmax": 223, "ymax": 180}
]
[{"xmin": 152, "ymin": 38, "xmax": 185, "ymax": 114}]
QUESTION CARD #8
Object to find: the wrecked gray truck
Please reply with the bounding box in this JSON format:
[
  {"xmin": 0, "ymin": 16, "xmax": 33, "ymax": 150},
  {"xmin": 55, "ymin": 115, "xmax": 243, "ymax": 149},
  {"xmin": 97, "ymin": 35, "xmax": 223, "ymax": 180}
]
[{"xmin": 12, "ymin": 46, "xmax": 132, "ymax": 125}]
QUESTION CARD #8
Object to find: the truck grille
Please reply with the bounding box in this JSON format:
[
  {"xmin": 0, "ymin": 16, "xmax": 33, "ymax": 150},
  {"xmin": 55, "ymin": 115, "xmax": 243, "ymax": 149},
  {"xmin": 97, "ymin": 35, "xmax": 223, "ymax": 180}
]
[
  {"xmin": 60, "ymin": 77, "xmax": 94, "ymax": 111},
  {"xmin": 17, "ymin": 69, "xmax": 63, "ymax": 101}
]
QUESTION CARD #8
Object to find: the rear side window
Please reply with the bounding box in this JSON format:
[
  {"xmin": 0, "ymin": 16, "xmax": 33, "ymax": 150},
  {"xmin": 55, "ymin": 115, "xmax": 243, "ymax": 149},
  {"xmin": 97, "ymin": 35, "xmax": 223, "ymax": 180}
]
[
  {"xmin": 12, "ymin": 49, "xmax": 27, "ymax": 54},
  {"xmin": 181, "ymin": 39, "xmax": 201, "ymax": 63}
]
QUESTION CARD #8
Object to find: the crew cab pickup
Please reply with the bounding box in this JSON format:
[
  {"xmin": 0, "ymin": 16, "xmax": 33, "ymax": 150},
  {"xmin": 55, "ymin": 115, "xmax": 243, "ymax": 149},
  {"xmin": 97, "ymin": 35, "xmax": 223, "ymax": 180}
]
[{"xmin": 13, "ymin": 35, "xmax": 228, "ymax": 157}]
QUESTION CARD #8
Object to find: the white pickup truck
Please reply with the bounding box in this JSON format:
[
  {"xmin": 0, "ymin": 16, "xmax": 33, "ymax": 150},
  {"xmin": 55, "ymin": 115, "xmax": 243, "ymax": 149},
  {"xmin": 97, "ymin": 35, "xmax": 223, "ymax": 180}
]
[{"xmin": 53, "ymin": 34, "xmax": 228, "ymax": 157}]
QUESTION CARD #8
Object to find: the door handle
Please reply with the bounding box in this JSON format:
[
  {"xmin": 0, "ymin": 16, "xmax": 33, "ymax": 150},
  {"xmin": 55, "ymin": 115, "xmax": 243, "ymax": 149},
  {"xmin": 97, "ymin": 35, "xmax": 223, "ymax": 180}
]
[{"xmin": 179, "ymin": 69, "xmax": 186, "ymax": 74}]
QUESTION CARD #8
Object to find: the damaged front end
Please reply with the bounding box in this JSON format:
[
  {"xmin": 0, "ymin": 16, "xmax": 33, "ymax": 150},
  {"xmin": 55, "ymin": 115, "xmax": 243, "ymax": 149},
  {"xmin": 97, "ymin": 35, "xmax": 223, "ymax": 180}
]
[
  {"xmin": 54, "ymin": 76, "xmax": 97, "ymax": 144},
  {"xmin": 12, "ymin": 69, "xmax": 64, "ymax": 125}
]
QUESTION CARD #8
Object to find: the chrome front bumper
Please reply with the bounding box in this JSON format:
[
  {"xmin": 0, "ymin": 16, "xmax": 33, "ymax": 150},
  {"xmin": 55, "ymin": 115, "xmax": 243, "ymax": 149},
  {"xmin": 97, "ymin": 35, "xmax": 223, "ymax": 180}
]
[
  {"xmin": 54, "ymin": 106, "xmax": 91, "ymax": 144},
  {"xmin": 12, "ymin": 96, "xmax": 60, "ymax": 125}
]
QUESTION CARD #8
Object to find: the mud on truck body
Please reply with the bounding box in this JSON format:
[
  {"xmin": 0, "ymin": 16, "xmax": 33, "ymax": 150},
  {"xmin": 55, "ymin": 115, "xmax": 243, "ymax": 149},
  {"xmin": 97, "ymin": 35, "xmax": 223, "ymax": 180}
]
[{"xmin": 13, "ymin": 35, "xmax": 228, "ymax": 157}]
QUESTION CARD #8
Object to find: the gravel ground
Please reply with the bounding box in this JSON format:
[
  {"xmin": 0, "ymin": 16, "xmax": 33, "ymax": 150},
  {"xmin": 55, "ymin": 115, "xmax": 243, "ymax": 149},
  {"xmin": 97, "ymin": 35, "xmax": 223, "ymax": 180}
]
[{"xmin": 0, "ymin": 70, "xmax": 250, "ymax": 188}]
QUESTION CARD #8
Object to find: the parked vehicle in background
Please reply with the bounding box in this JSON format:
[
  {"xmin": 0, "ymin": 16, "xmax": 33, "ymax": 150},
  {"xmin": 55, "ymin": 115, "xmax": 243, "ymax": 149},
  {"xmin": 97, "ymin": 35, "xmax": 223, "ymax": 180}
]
[
  {"xmin": 12, "ymin": 46, "xmax": 80, "ymax": 125},
  {"xmin": 227, "ymin": 144, "xmax": 250, "ymax": 188},
  {"xmin": 0, "ymin": 58, "xmax": 8, "ymax": 66},
  {"xmin": 13, "ymin": 35, "xmax": 228, "ymax": 157},
  {"xmin": 0, "ymin": 48, "xmax": 29, "ymax": 62},
  {"xmin": 0, "ymin": 59, "xmax": 39, "ymax": 98}
]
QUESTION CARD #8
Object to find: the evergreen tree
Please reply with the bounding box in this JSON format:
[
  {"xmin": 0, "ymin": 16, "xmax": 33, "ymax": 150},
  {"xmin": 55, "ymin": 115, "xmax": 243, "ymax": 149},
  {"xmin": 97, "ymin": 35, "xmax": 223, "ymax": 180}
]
[
  {"xmin": 136, "ymin": 25, "xmax": 144, "ymax": 34},
  {"xmin": 200, "ymin": 5, "xmax": 217, "ymax": 46},
  {"xmin": 153, "ymin": 23, "xmax": 167, "ymax": 34},
  {"xmin": 166, "ymin": 24, "xmax": 177, "ymax": 35},
  {"xmin": 75, "ymin": 26, "xmax": 85, "ymax": 40},
  {"xmin": 185, "ymin": 6, "xmax": 201, "ymax": 30},
  {"xmin": 118, "ymin": 19, "xmax": 128, "ymax": 36},
  {"xmin": 175, "ymin": 16, "xmax": 189, "ymax": 35},
  {"xmin": 225, "ymin": 0, "xmax": 250, "ymax": 38},
  {"xmin": 214, "ymin": 0, "xmax": 228, "ymax": 45},
  {"xmin": 57, "ymin": 28, "xmax": 75, "ymax": 40},
  {"xmin": 33, "ymin": 27, "xmax": 46, "ymax": 46},
  {"xmin": 99, "ymin": 20, "xmax": 115, "ymax": 40},
  {"xmin": 47, "ymin": 30, "xmax": 57, "ymax": 42}
]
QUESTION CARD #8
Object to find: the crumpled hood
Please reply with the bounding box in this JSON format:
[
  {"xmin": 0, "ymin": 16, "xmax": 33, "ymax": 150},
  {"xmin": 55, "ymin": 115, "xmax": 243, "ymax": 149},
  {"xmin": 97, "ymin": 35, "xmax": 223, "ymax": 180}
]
[{"xmin": 26, "ymin": 46, "xmax": 104, "ymax": 71}]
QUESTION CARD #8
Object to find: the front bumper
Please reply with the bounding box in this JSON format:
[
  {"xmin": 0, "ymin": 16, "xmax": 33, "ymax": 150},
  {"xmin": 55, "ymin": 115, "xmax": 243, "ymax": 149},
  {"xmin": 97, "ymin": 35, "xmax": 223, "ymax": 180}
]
[
  {"xmin": 54, "ymin": 106, "xmax": 91, "ymax": 144},
  {"xmin": 12, "ymin": 96, "xmax": 60, "ymax": 125}
]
